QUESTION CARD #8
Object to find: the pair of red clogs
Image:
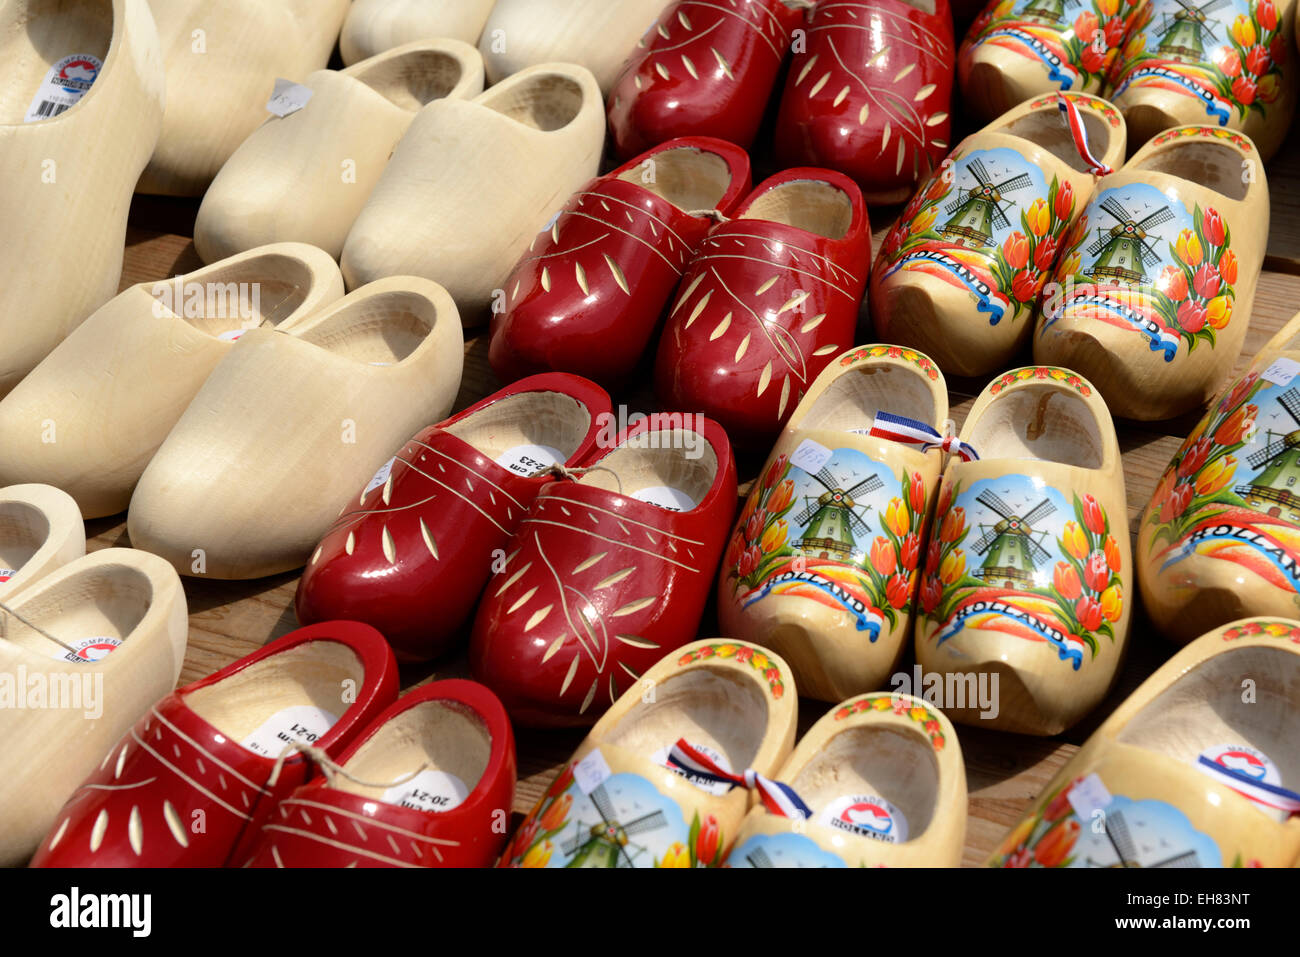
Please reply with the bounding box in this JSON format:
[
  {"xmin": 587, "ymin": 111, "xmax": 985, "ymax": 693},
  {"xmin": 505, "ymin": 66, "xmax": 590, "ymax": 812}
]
[
  {"xmin": 295, "ymin": 373, "xmax": 740, "ymax": 728},
  {"xmin": 30, "ymin": 624, "xmax": 515, "ymax": 868}
]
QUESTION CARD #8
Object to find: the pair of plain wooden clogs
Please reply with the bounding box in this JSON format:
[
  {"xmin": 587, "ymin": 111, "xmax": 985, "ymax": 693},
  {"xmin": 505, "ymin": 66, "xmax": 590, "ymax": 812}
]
[
  {"xmin": 499, "ymin": 639, "xmax": 967, "ymax": 867},
  {"xmin": 959, "ymin": 0, "xmax": 1298, "ymax": 162},
  {"xmin": 29, "ymin": 625, "xmax": 518, "ymax": 868},
  {"xmin": 717, "ymin": 345, "xmax": 1131, "ymax": 737}
]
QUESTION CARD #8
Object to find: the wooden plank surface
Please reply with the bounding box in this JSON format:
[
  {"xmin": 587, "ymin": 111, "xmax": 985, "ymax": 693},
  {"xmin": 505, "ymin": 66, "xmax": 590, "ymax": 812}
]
[{"xmin": 96, "ymin": 124, "xmax": 1300, "ymax": 868}]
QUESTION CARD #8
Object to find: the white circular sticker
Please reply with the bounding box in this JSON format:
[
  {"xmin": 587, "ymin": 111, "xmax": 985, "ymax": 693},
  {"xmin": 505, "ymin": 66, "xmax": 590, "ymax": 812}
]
[
  {"xmin": 53, "ymin": 636, "xmax": 123, "ymax": 664},
  {"xmin": 496, "ymin": 444, "xmax": 564, "ymax": 478},
  {"xmin": 0, "ymin": 568, "xmax": 16, "ymax": 584},
  {"xmin": 632, "ymin": 486, "xmax": 698, "ymax": 512},
  {"xmin": 1198, "ymin": 743, "xmax": 1281, "ymax": 786},
  {"xmin": 217, "ymin": 329, "xmax": 250, "ymax": 342},
  {"xmin": 382, "ymin": 770, "xmax": 470, "ymax": 813},
  {"xmin": 818, "ymin": 794, "xmax": 909, "ymax": 844}
]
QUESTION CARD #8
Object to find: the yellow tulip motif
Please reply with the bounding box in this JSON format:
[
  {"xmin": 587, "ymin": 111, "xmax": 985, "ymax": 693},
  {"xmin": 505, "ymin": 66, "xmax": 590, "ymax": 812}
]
[
  {"xmin": 1062, "ymin": 521, "xmax": 1089, "ymax": 560},
  {"xmin": 1207, "ymin": 295, "xmax": 1233, "ymax": 330},
  {"xmin": 1097, "ymin": 0, "xmax": 1119, "ymax": 15},
  {"xmin": 1231, "ymin": 13, "xmax": 1256, "ymax": 46},
  {"xmin": 521, "ymin": 841, "xmax": 553, "ymax": 868},
  {"xmin": 1100, "ymin": 585, "xmax": 1123, "ymax": 623},
  {"xmin": 940, "ymin": 549, "xmax": 966, "ymax": 585},
  {"xmin": 912, "ymin": 204, "xmax": 939, "ymax": 235},
  {"xmin": 1060, "ymin": 251, "xmax": 1082, "ymax": 277},
  {"xmin": 659, "ymin": 842, "xmax": 691, "ymax": 868},
  {"xmin": 1175, "ymin": 229, "xmax": 1203, "ymax": 267},
  {"xmin": 884, "ymin": 498, "xmax": 909, "ymax": 538},
  {"xmin": 1195, "ymin": 455, "xmax": 1236, "ymax": 496},
  {"xmin": 760, "ymin": 520, "xmax": 788, "ymax": 554},
  {"xmin": 1026, "ymin": 198, "xmax": 1051, "ymax": 237}
]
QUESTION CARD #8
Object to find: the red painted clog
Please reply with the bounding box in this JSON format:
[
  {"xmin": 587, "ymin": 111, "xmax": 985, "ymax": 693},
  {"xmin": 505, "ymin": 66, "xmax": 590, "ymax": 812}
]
[
  {"xmin": 489, "ymin": 138, "xmax": 751, "ymax": 386},
  {"xmin": 775, "ymin": 0, "xmax": 956, "ymax": 204},
  {"xmin": 30, "ymin": 623, "xmax": 398, "ymax": 868},
  {"xmin": 654, "ymin": 168, "xmax": 871, "ymax": 448},
  {"xmin": 296, "ymin": 374, "xmax": 612, "ymax": 662},
  {"xmin": 470, "ymin": 415, "xmax": 738, "ymax": 728},
  {"xmin": 242, "ymin": 680, "xmax": 516, "ymax": 868},
  {"xmin": 607, "ymin": 0, "xmax": 805, "ymax": 156}
]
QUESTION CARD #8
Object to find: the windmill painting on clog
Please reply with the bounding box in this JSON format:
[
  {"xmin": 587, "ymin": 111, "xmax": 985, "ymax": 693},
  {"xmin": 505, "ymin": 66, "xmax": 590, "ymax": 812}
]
[{"xmin": 1108, "ymin": 0, "xmax": 1297, "ymax": 161}]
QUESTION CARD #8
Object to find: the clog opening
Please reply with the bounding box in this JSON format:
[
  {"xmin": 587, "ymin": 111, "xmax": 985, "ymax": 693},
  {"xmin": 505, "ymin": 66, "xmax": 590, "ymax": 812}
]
[
  {"xmin": 154, "ymin": 253, "xmax": 323, "ymax": 338},
  {"xmin": 605, "ymin": 666, "xmax": 769, "ymax": 773},
  {"xmin": 352, "ymin": 48, "xmax": 471, "ymax": 111},
  {"xmin": 446, "ymin": 389, "xmax": 593, "ymax": 467},
  {"xmin": 1129, "ymin": 142, "xmax": 1249, "ymax": 202},
  {"xmin": 186, "ymin": 640, "xmax": 365, "ymax": 745},
  {"xmin": 0, "ymin": 0, "xmax": 112, "ymax": 125},
  {"xmin": 617, "ymin": 146, "xmax": 735, "ymax": 213},
  {"xmin": 578, "ymin": 427, "xmax": 719, "ymax": 511},
  {"xmin": 790, "ymin": 725, "xmax": 939, "ymax": 840},
  {"xmin": 744, "ymin": 181, "xmax": 854, "ymax": 239},
  {"xmin": 799, "ymin": 365, "xmax": 938, "ymax": 432},
  {"xmin": 485, "ymin": 72, "xmax": 585, "ymax": 132},
  {"xmin": 966, "ymin": 385, "xmax": 1104, "ymax": 468},
  {"xmin": 332, "ymin": 699, "xmax": 491, "ymax": 804},
  {"xmin": 295, "ymin": 290, "xmax": 437, "ymax": 365},
  {"xmin": 0, "ymin": 501, "xmax": 49, "ymax": 579},
  {"xmin": 0, "ymin": 561, "xmax": 151, "ymax": 659},
  {"xmin": 1003, "ymin": 110, "xmax": 1112, "ymax": 175}
]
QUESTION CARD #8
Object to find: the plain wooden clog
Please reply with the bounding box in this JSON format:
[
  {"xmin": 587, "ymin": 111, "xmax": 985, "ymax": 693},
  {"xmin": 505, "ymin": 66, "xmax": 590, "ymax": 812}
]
[
  {"xmin": 498, "ymin": 638, "xmax": 797, "ymax": 868},
  {"xmin": 915, "ymin": 366, "xmax": 1132, "ymax": 736},
  {"xmin": 0, "ymin": 485, "xmax": 85, "ymax": 601},
  {"xmin": 723, "ymin": 692, "xmax": 966, "ymax": 867},
  {"xmin": 341, "ymin": 0, "xmax": 498, "ymax": 65},
  {"xmin": 0, "ymin": 244, "xmax": 344, "ymax": 519},
  {"xmin": 0, "ymin": 0, "xmax": 164, "ymax": 398},
  {"xmin": 195, "ymin": 41, "xmax": 485, "ymax": 263},
  {"xmin": 127, "ymin": 277, "xmax": 465, "ymax": 580},
  {"xmin": 872, "ymin": 93, "xmax": 1126, "ymax": 378},
  {"xmin": 717, "ymin": 346, "xmax": 949, "ymax": 703},
  {"xmin": 988, "ymin": 618, "xmax": 1300, "ymax": 868},
  {"xmin": 0, "ymin": 548, "xmax": 188, "ymax": 866},
  {"xmin": 1035, "ymin": 125, "xmax": 1268, "ymax": 421}
]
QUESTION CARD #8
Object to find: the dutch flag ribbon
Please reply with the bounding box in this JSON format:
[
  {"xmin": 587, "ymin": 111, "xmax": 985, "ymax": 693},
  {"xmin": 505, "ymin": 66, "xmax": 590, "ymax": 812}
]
[
  {"xmin": 667, "ymin": 739, "xmax": 813, "ymax": 820},
  {"xmin": 1056, "ymin": 92, "xmax": 1114, "ymax": 177},
  {"xmin": 868, "ymin": 411, "xmax": 980, "ymax": 462},
  {"xmin": 1197, "ymin": 757, "xmax": 1300, "ymax": 816}
]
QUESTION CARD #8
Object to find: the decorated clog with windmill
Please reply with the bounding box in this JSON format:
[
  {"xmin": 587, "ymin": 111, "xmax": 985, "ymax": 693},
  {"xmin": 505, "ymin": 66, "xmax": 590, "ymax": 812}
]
[
  {"xmin": 1108, "ymin": 0, "xmax": 1297, "ymax": 162},
  {"xmin": 988, "ymin": 617, "xmax": 1300, "ymax": 868},
  {"xmin": 871, "ymin": 93, "xmax": 1126, "ymax": 378},
  {"xmin": 915, "ymin": 365, "xmax": 1131, "ymax": 736},
  {"xmin": 717, "ymin": 345, "xmax": 957, "ymax": 703},
  {"xmin": 497, "ymin": 639, "xmax": 798, "ymax": 868},
  {"xmin": 1035, "ymin": 125, "xmax": 1268, "ymax": 421}
]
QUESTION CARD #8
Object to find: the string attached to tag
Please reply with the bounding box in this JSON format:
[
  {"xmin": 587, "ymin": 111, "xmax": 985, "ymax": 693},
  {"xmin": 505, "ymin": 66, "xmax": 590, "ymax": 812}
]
[
  {"xmin": 868, "ymin": 411, "xmax": 980, "ymax": 462},
  {"xmin": 1056, "ymin": 93, "xmax": 1114, "ymax": 177},
  {"xmin": 266, "ymin": 739, "xmax": 431, "ymax": 791},
  {"xmin": 546, "ymin": 463, "xmax": 624, "ymax": 493},
  {"xmin": 667, "ymin": 739, "xmax": 813, "ymax": 819}
]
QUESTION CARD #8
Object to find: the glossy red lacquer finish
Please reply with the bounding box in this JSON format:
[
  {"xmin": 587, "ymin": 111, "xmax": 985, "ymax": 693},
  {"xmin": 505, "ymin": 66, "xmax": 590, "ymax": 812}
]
[
  {"xmin": 653, "ymin": 167, "xmax": 871, "ymax": 448},
  {"xmin": 30, "ymin": 623, "xmax": 398, "ymax": 868},
  {"xmin": 241, "ymin": 680, "xmax": 516, "ymax": 868},
  {"xmin": 470, "ymin": 417, "xmax": 738, "ymax": 729},
  {"xmin": 295, "ymin": 374, "xmax": 612, "ymax": 662},
  {"xmin": 607, "ymin": 0, "xmax": 805, "ymax": 156},
  {"xmin": 775, "ymin": 0, "xmax": 954, "ymax": 200},
  {"xmin": 488, "ymin": 138, "xmax": 751, "ymax": 387}
]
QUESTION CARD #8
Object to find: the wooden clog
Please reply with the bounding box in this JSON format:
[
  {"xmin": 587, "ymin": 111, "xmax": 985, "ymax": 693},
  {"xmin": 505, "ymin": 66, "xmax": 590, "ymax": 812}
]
[
  {"xmin": 498, "ymin": 638, "xmax": 797, "ymax": 867},
  {"xmin": 341, "ymin": 0, "xmax": 497, "ymax": 65},
  {"xmin": 296, "ymin": 374, "xmax": 612, "ymax": 663},
  {"xmin": 723, "ymin": 692, "xmax": 966, "ymax": 867},
  {"xmin": 341, "ymin": 63, "xmax": 606, "ymax": 325},
  {"xmin": 0, "ymin": 0, "xmax": 164, "ymax": 398},
  {"xmin": 195, "ymin": 41, "xmax": 485, "ymax": 263},
  {"xmin": 957, "ymin": 0, "xmax": 1132, "ymax": 119},
  {"xmin": 127, "ymin": 277, "xmax": 465, "ymax": 580},
  {"xmin": 0, "ymin": 485, "xmax": 85, "ymax": 601},
  {"xmin": 871, "ymin": 92, "xmax": 1126, "ymax": 378},
  {"xmin": 138, "ymin": 0, "xmax": 350, "ymax": 196},
  {"xmin": 470, "ymin": 417, "xmax": 738, "ymax": 728},
  {"xmin": 0, "ymin": 244, "xmax": 344, "ymax": 519},
  {"xmin": 655, "ymin": 168, "xmax": 872, "ymax": 449},
  {"xmin": 242, "ymin": 680, "xmax": 516, "ymax": 868},
  {"xmin": 489, "ymin": 137, "xmax": 752, "ymax": 386},
  {"xmin": 1109, "ymin": 0, "xmax": 1298, "ymax": 162},
  {"xmin": 0, "ymin": 548, "xmax": 188, "ymax": 865},
  {"xmin": 1138, "ymin": 310, "xmax": 1300, "ymax": 643},
  {"xmin": 988, "ymin": 618, "xmax": 1300, "ymax": 868},
  {"xmin": 774, "ymin": 0, "xmax": 957, "ymax": 204},
  {"xmin": 479, "ymin": 0, "xmax": 675, "ymax": 93},
  {"xmin": 717, "ymin": 346, "xmax": 950, "ymax": 703},
  {"xmin": 1034, "ymin": 125, "xmax": 1268, "ymax": 421},
  {"xmin": 607, "ymin": 0, "xmax": 804, "ymax": 157},
  {"xmin": 29, "ymin": 622, "xmax": 399, "ymax": 868},
  {"xmin": 915, "ymin": 366, "xmax": 1132, "ymax": 736}
]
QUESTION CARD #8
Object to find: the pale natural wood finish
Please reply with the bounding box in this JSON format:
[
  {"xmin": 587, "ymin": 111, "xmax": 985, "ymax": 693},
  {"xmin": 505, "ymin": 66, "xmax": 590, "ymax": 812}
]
[
  {"xmin": 127, "ymin": 277, "xmax": 465, "ymax": 580},
  {"xmin": 1035, "ymin": 129, "xmax": 1269, "ymax": 421},
  {"xmin": 0, "ymin": 548, "xmax": 188, "ymax": 865},
  {"xmin": 195, "ymin": 40, "xmax": 485, "ymax": 263},
  {"xmin": 444, "ymin": 389, "xmax": 594, "ymax": 462},
  {"xmin": 0, "ymin": 0, "xmax": 164, "ymax": 398},
  {"xmin": 576, "ymin": 427, "xmax": 721, "ymax": 503},
  {"xmin": 0, "ymin": 244, "xmax": 344, "ymax": 519},
  {"xmin": 0, "ymin": 485, "xmax": 85, "ymax": 600},
  {"xmin": 341, "ymin": 0, "xmax": 497, "ymax": 65},
  {"xmin": 138, "ymin": 0, "xmax": 350, "ymax": 196},
  {"xmin": 478, "ymin": 0, "xmax": 672, "ymax": 93}
]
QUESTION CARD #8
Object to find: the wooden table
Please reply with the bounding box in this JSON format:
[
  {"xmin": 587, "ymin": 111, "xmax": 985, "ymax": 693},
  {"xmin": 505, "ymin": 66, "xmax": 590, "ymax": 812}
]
[{"xmin": 101, "ymin": 121, "xmax": 1300, "ymax": 868}]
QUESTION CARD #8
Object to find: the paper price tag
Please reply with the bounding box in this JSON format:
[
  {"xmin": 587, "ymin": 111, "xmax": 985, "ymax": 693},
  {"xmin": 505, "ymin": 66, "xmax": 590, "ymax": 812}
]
[
  {"xmin": 1261, "ymin": 358, "xmax": 1300, "ymax": 387},
  {"xmin": 267, "ymin": 78, "xmax": 314, "ymax": 117},
  {"xmin": 790, "ymin": 439, "xmax": 833, "ymax": 475},
  {"xmin": 364, "ymin": 457, "xmax": 396, "ymax": 496},
  {"xmin": 24, "ymin": 53, "xmax": 101, "ymax": 123},
  {"xmin": 573, "ymin": 749, "xmax": 612, "ymax": 795},
  {"xmin": 1067, "ymin": 772, "xmax": 1113, "ymax": 819}
]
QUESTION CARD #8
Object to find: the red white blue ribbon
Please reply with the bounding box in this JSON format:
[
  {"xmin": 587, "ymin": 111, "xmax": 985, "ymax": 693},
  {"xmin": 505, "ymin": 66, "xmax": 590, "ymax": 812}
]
[
  {"xmin": 1056, "ymin": 93, "xmax": 1114, "ymax": 177},
  {"xmin": 869, "ymin": 411, "xmax": 979, "ymax": 462},
  {"xmin": 1198, "ymin": 757, "xmax": 1300, "ymax": 817},
  {"xmin": 667, "ymin": 739, "xmax": 813, "ymax": 819}
]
